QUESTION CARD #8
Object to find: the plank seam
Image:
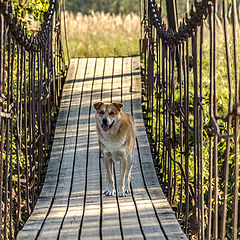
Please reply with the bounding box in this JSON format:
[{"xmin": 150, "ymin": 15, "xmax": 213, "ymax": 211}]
[
  {"xmin": 128, "ymin": 57, "xmax": 147, "ymax": 240},
  {"xmin": 130, "ymin": 57, "xmax": 169, "ymax": 240},
  {"xmin": 78, "ymin": 58, "xmax": 97, "ymax": 239},
  {"xmin": 111, "ymin": 57, "xmax": 124, "ymax": 240},
  {"xmin": 120, "ymin": 57, "xmax": 147, "ymax": 239},
  {"xmin": 57, "ymin": 58, "xmax": 88, "ymax": 239},
  {"xmin": 35, "ymin": 59, "xmax": 79, "ymax": 240},
  {"xmin": 99, "ymin": 58, "xmax": 106, "ymax": 240}
]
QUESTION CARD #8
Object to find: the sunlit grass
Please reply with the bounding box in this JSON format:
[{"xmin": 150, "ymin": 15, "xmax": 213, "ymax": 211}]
[{"xmin": 64, "ymin": 11, "xmax": 140, "ymax": 58}]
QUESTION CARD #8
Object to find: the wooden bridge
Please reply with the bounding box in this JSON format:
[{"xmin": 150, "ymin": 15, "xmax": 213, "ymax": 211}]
[
  {"xmin": 1, "ymin": 0, "xmax": 239, "ymax": 239},
  {"xmin": 17, "ymin": 57, "xmax": 187, "ymax": 239}
]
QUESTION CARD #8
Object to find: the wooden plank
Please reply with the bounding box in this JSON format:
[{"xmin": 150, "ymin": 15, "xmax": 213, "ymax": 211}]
[
  {"xmin": 131, "ymin": 56, "xmax": 187, "ymax": 240},
  {"xmin": 111, "ymin": 57, "xmax": 122, "ymax": 103},
  {"xmin": 118, "ymin": 57, "xmax": 144, "ymax": 239},
  {"xmin": 17, "ymin": 58, "xmax": 79, "ymax": 240},
  {"xmin": 120, "ymin": 57, "xmax": 165, "ymax": 239},
  {"xmin": 58, "ymin": 58, "xmax": 89, "ymax": 240},
  {"xmin": 18, "ymin": 57, "xmax": 187, "ymax": 240},
  {"xmin": 121, "ymin": 57, "xmax": 165, "ymax": 239},
  {"xmin": 37, "ymin": 58, "xmax": 94, "ymax": 240},
  {"xmin": 101, "ymin": 58, "xmax": 113, "ymax": 103},
  {"xmin": 80, "ymin": 58, "xmax": 105, "ymax": 239},
  {"xmin": 100, "ymin": 57, "xmax": 122, "ymax": 240}
]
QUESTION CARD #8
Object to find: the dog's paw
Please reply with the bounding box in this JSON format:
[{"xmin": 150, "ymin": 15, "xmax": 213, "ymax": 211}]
[
  {"xmin": 125, "ymin": 188, "xmax": 131, "ymax": 194},
  {"xmin": 117, "ymin": 191, "xmax": 126, "ymax": 197},
  {"xmin": 104, "ymin": 189, "xmax": 115, "ymax": 196}
]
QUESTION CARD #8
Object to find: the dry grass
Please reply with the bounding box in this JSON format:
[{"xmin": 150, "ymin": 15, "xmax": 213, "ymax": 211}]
[{"xmin": 63, "ymin": 12, "xmax": 140, "ymax": 58}]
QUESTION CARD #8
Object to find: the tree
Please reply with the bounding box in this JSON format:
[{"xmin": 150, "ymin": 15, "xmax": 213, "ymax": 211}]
[
  {"xmin": 166, "ymin": 0, "xmax": 178, "ymax": 30},
  {"xmin": 65, "ymin": 0, "xmax": 139, "ymax": 15}
]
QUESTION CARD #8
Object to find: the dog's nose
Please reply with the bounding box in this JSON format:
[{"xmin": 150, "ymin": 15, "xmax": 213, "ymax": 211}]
[{"xmin": 102, "ymin": 118, "xmax": 108, "ymax": 124}]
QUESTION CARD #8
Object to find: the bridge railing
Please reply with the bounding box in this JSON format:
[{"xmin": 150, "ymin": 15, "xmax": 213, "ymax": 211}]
[
  {"xmin": 0, "ymin": 0, "xmax": 67, "ymax": 238},
  {"xmin": 141, "ymin": 0, "xmax": 239, "ymax": 239}
]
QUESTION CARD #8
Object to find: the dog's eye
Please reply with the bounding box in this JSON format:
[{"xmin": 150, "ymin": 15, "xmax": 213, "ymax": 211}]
[
  {"xmin": 109, "ymin": 111, "xmax": 115, "ymax": 115},
  {"xmin": 100, "ymin": 111, "xmax": 105, "ymax": 115}
]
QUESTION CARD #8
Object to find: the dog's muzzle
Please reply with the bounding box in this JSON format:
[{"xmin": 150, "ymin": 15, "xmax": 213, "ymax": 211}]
[{"xmin": 101, "ymin": 119, "xmax": 115, "ymax": 132}]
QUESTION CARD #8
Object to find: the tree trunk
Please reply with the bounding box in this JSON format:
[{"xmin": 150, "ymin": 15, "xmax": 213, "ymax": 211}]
[
  {"xmin": 186, "ymin": 0, "xmax": 190, "ymax": 14},
  {"xmin": 215, "ymin": 0, "xmax": 218, "ymax": 17},
  {"xmin": 166, "ymin": 0, "xmax": 178, "ymax": 30}
]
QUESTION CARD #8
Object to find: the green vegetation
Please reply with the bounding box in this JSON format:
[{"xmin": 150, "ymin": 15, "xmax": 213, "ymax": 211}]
[
  {"xmin": 3, "ymin": 0, "xmax": 239, "ymax": 239},
  {"xmin": 65, "ymin": 12, "xmax": 140, "ymax": 58},
  {"xmin": 1, "ymin": 2, "xmax": 57, "ymax": 239},
  {"xmin": 14, "ymin": 0, "xmax": 49, "ymax": 24},
  {"xmin": 65, "ymin": 0, "xmax": 139, "ymax": 15},
  {"xmin": 143, "ymin": 17, "xmax": 238, "ymax": 239}
]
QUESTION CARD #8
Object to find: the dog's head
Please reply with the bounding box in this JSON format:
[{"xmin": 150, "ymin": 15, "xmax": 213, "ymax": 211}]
[{"xmin": 93, "ymin": 101, "xmax": 124, "ymax": 132}]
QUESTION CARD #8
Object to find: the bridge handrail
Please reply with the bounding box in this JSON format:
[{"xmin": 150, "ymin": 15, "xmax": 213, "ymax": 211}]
[
  {"xmin": 0, "ymin": 0, "xmax": 67, "ymax": 238},
  {"xmin": 0, "ymin": 0, "xmax": 57, "ymax": 51},
  {"xmin": 141, "ymin": 0, "xmax": 239, "ymax": 239}
]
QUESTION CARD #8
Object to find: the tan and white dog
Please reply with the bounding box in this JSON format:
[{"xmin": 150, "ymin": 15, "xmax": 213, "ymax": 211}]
[{"xmin": 93, "ymin": 101, "xmax": 136, "ymax": 197}]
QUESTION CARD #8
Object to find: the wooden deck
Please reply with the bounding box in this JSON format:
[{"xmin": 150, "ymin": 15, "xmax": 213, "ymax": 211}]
[{"xmin": 17, "ymin": 57, "xmax": 187, "ymax": 240}]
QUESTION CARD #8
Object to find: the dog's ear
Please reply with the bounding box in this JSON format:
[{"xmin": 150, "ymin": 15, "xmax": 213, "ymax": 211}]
[
  {"xmin": 93, "ymin": 101, "xmax": 104, "ymax": 110},
  {"xmin": 112, "ymin": 102, "xmax": 124, "ymax": 111}
]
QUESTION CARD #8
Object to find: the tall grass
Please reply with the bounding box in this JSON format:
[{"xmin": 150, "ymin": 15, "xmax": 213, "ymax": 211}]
[{"xmin": 64, "ymin": 11, "xmax": 140, "ymax": 58}]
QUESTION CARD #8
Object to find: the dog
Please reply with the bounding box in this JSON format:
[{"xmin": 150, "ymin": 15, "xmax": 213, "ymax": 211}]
[{"xmin": 93, "ymin": 101, "xmax": 136, "ymax": 197}]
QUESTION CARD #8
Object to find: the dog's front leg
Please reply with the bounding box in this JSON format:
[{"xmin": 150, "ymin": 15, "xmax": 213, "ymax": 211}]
[
  {"xmin": 118, "ymin": 157, "xmax": 127, "ymax": 197},
  {"xmin": 103, "ymin": 153, "xmax": 115, "ymax": 196},
  {"xmin": 125, "ymin": 151, "xmax": 134, "ymax": 194}
]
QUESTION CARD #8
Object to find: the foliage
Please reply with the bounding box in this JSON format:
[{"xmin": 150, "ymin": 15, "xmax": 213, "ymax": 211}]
[
  {"xmin": 65, "ymin": 12, "xmax": 140, "ymax": 57},
  {"xmin": 1, "ymin": 1, "xmax": 51, "ymax": 239},
  {"xmin": 13, "ymin": 0, "xmax": 49, "ymax": 24},
  {"xmin": 65, "ymin": 0, "xmax": 139, "ymax": 15},
  {"xmin": 143, "ymin": 15, "xmax": 239, "ymax": 239}
]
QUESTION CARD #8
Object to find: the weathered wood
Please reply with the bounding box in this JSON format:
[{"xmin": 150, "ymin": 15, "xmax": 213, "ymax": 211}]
[
  {"xmin": 80, "ymin": 58, "xmax": 103, "ymax": 239},
  {"xmin": 58, "ymin": 58, "xmax": 88, "ymax": 240},
  {"xmin": 38, "ymin": 58, "xmax": 92, "ymax": 240},
  {"xmin": 115, "ymin": 57, "xmax": 143, "ymax": 239},
  {"xmin": 101, "ymin": 57, "xmax": 122, "ymax": 240},
  {"xmin": 122, "ymin": 57, "xmax": 166, "ymax": 240},
  {"xmin": 17, "ymin": 58, "xmax": 79, "ymax": 240},
  {"xmin": 17, "ymin": 57, "xmax": 187, "ymax": 240},
  {"xmin": 131, "ymin": 56, "xmax": 188, "ymax": 240},
  {"xmin": 123, "ymin": 58, "xmax": 166, "ymax": 239}
]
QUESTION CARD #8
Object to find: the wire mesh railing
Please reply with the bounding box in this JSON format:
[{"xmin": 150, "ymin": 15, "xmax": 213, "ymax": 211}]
[
  {"xmin": 0, "ymin": 0, "xmax": 67, "ymax": 238},
  {"xmin": 141, "ymin": 0, "xmax": 239, "ymax": 239}
]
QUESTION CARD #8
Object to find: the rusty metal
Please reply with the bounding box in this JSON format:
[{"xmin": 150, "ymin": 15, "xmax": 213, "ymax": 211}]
[
  {"xmin": 0, "ymin": 0, "xmax": 68, "ymax": 238},
  {"xmin": 142, "ymin": 0, "xmax": 239, "ymax": 239}
]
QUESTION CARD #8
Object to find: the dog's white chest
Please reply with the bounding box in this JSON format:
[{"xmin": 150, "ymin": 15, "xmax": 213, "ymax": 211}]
[{"xmin": 101, "ymin": 137, "xmax": 126, "ymax": 155}]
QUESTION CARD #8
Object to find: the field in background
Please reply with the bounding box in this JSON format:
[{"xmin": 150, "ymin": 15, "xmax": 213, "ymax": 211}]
[{"xmin": 64, "ymin": 12, "xmax": 140, "ymax": 58}]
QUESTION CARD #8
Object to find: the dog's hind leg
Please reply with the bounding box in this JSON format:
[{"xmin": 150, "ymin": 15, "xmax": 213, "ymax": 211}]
[
  {"xmin": 103, "ymin": 153, "xmax": 115, "ymax": 196},
  {"xmin": 124, "ymin": 150, "xmax": 134, "ymax": 194}
]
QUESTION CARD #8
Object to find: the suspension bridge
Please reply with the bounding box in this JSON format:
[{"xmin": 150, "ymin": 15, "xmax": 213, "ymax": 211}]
[{"xmin": 0, "ymin": 0, "xmax": 239, "ymax": 239}]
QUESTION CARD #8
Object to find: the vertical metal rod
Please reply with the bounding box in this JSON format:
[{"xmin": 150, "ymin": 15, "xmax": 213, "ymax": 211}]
[
  {"xmin": 212, "ymin": 2, "xmax": 218, "ymax": 239},
  {"xmin": 23, "ymin": 47, "xmax": 29, "ymax": 216},
  {"xmin": 192, "ymin": 27, "xmax": 198, "ymax": 234},
  {"xmin": 220, "ymin": 0, "xmax": 233, "ymax": 239},
  {"xmin": 185, "ymin": 36, "xmax": 190, "ymax": 233},
  {"xmin": 0, "ymin": 13, "xmax": 4, "ymax": 239},
  {"xmin": 10, "ymin": 37, "xmax": 15, "ymax": 236},
  {"xmin": 162, "ymin": 42, "xmax": 166, "ymax": 185},
  {"xmin": 199, "ymin": 19, "xmax": 205, "ymax": 240},
  {"xmin": 16, "ymin": 42, "xmax": 21, "ymax": 232},
  {"xmin": 31, "ymin": 51, "xmax": 36, "ymax": 204},
  {"xmin": 231, "ymin": 1, "xmax": 239, "ymax": 239},
  {"xmin": 8, "ymin": 32, "xmax": 13, "ymax": 240},
  {"xmin": 207, "ymin": 4, "xmax": 214, "ymax": 240},
  {"xmin": 171, "ymin": 46, "xmax": 177, "ymax": 205}
]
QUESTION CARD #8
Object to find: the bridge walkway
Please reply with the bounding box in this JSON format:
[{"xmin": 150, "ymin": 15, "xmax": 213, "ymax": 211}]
[{"xmin": 17, "ymin": 57, "xmax": 187, "ymax": 240}]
